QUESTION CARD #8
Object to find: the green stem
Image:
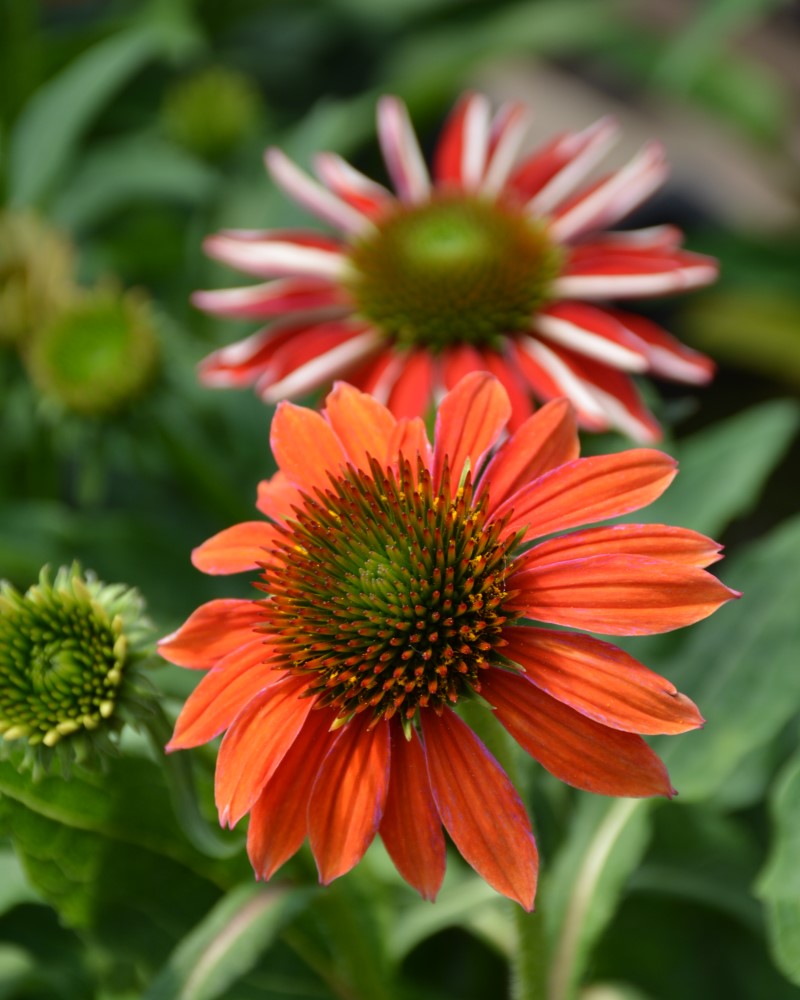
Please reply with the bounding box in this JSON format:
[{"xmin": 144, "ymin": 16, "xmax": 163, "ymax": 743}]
[
  {"xmin": 143, "ymin": 703, "xmax": 243, "ymax": 859},
  {"xmin": 547, "ymin": 799, "xmax": 640, "ymax": 1000},
  {"xmin": 512, "ymin": 905, "xmax": 548, "ymax": 1000}
]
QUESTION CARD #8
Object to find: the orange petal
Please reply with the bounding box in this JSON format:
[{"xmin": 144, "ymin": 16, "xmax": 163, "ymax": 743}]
[
  {"xmin": 482, "ymin": 668, "xmax": 674, "ymax": 797},
  {"xmin": 270, "ymin": 401, "xmax": 347, "ymax": 493},
  {"xmin": 167, "ymin": 639, "xmax": 281, "ymax": 751},
  {"xmin": 503, "ymin": 627, "xmax": 703, "ymax": 734},
  {"xmin": 508, "ymin": 553, "xmax": 738, "ymax": 635},
  {"xmin": 421, "ymin": 708, "xmax": 538, "ymax": 910},
  {"xmin": 191, "ymin": 521, "xmax": 281, "ymax": 575},
  {"xmin": 379, "ymin": 720, "xmax": 446, "ymax": 901},
  {"xmin": 494, "ymin": 449, "xmax": 677, "ymax": 542},
  {"xmin": 433, "ymin": 372, "xmax": 511, "ymax": 489},
  {"xmin": 479, "ymin": 398, "xmax": 579, "ymax": 512},
  {"xmin": 247, "ymin": 709, "xmax": 337, "ymax": 880},
  {"xmin": 387, "ymin": 416, "xmax": 432, "ymax": 479},
  {"xmin": 158, "ymin": 599, "xmax": 264, "ymax": 669},
  {"xmin": 215, "ymin": 673, "xmax": 312, "ymax": 828},
  {"xmin": 323, "ymin": 381, "xmax": 396, "ymax": 471},
  {"xmin": 308, "ymin": 714, "xmax": 391, "ymax": 884},
  {"xmin": 256, "ymin": 471, "xmax": 303, "ymax": 522},
  {"xmin": 515, "ymin": 524, "xmax": 723, "ymax": 571}
]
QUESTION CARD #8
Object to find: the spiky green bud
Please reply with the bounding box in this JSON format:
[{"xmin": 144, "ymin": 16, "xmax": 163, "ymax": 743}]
[
  {"xmin": 0, "ymin": 565, "xmax": 154, "ymax": 775},
  {"xmin": 25, "ymin": 287, "xmax": 159, "ymax": 416}
]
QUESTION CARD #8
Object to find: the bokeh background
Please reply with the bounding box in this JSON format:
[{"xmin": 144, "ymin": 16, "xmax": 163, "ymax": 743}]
[{"xmin": 1, "ymin": 1, "xmax": 799, "ymax": 998}]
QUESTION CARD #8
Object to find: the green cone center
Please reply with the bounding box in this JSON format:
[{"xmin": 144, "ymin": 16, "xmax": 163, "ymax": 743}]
[
  {"xmin": 346, "ymin": 194, "xmax": 562, "ymax": 351},
  {"xmin": 261, "ymin": 457, "xmax": 517, "ymax": 725}
]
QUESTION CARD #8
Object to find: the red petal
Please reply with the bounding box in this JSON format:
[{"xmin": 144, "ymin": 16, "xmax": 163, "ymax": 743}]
[
  {"xmin": 270, "ymin": 401, "xmax": 347, "ymax": 493},
  {"xmin": 536, "ymin": 301, "xmax": 649, "ymax": 372},
  {"xmin": 440, "ymin": 344, "xmax": 485, "ymax": 391},
  {"xmin": 421, "ymin": 709, "xmax": 538, "ymax": 910},
  {"xmin": 433, "ymin": 372, "xmax": 511, "ymax": 488},
  {"xmin": 508, "ymin": 553, "xmax": 739, "ymax": 635},
  {"xmin": 158, "ymin": 599, "xmax": 264, "ymax": 670},
  {"xmin": 609, "ymin": 308, "xmax": 715, "ymax": 384},
  {"xmin": 543, "ymin": 345, "xmax": 663, "ymax": 443},
  {"xmin": 308, "ymin": 715, "xmax": 391, "ymax": 883},
  {"xmin": 480, "ymin": 349, "xmax": 535, "ymax": 433},
  {"xmin": 191, "ymin": 521, "xmax": 281, "ymax": 575},
  {"xmin": 258, "ymin": 319, "xmax": 372, "ymax": 389},
  {"xmin": 247, "ymin": 708, "xmax": 337, "ymax": 879},
  {"xmin": 433, "ymin": 92, "xmax": 489, "ymax": 189},
  {"xmin": 482, "ymin": 668, "xmax": 674, "ymax": 797},
  {"xmin": 494, "ymin": 449, "xmax": 677, "ymax": 543},
  {"xmin": 479, "ymin": 398, "xmax": 579, "ymax": 514},
  {"xmin": 515, "ymin": 524, "xmax": 723, "ymax": 571},
  {"xmin": 215, "ymin": 674, "xmax": 313, "ymax": 827},
  {"xmin": 192, "ymin": 277, "xmax": 346, "ymax": 319},
  {"xmin": 379, "ymin": 721, "xmax": 446, "ymax": 901},
  {"xmin": 503, "ymin": 627, "xmax": 703, "ymax": 734},
  {"xmin": 168, "ymin": 640, "xmax": 281, "ymax": 750},
  {"xmin": 198, "ymin": 321, "xmax": 306, "ymax": 390},
  {"xmin": 323, "ymin": 381, "xmax": 396, "ymax": 471},
  {"xmin": 387, "ymin": 349, "xmax": 435, "ymax": 419}
]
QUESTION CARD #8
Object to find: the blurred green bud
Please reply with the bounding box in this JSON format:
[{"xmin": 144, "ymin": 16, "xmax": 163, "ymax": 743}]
[
  {"xmin": 0, "ymin": 210, "xmax": 76, "ymax": 347},
  {"xmin": 162, "ymin": 65, "xmax": 263, "ymax": 160},
  {"xmin": 0, "ymin": 565, "xmax": 155, "ymax": 775},
  {"xmin": 26, "ymin": 286, "xmax": 159, "ymax": 416}
]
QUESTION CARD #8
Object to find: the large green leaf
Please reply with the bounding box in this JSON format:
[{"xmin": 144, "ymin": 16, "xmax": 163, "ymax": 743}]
[
  {"xmin": 756, "ymin": 751, "xmax": 800, "ymax": 986},
  {"xmin": 144, "ymin": 883, "xmax": 315, "ymax": 1000},
  {"xmin": 542, "ymin": 796, "xmax": 652, "ymax": 1000},
  {"xmin": 661, "ymin": 515, "xmax": 800, "ymax": 799},
  {"xmin": 0, "ymin": 753, "xmax": 236, "ymax": 882},
  {"xmin": 53, "ymin": 134, "xmax": 218, "ymax": 231},
  {"xmin": 8, "ymin": 8, "xmax": 201, "ymax": 206},
  {"xmin": 634, "ymin": 400, "xmax": 799, "ymax": 538}
]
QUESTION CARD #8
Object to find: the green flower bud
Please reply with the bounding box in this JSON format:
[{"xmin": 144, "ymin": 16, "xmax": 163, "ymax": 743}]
[
  {"xmin": 162, "ymin": 66, "xmax": 263, "ymax": 160},
  {"xmin": 0, "ymin": 211, "xmax": 76, "ymax": 347},
  {"xmin": 26, "ymin": 287, "xmax": 159, "ymax": 416},
  {"xmin": 0, "ymin": 565, "xmax": 154, "ymax": 775}
]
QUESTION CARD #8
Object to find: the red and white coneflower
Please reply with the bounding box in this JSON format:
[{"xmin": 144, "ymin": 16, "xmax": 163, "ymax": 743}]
[
  {"xmin": 159, "ymin": 374, "xmax": 736, "ymax": 908},
  {"xmin": 195, "ymin": 92, "xmax": 717, "ymax": 440}
]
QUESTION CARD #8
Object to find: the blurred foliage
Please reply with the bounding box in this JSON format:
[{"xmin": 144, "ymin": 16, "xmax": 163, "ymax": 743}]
[{"xmin": 0, "ymin": 0, "xmax": 799, "ymax": 998}]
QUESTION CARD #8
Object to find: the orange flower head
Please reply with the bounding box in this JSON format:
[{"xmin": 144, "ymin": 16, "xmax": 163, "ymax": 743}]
[
  {"xmin": 159, "ymin": 375, "xmax": 738, "ymax": 908},
  {"xmin": 195, "ymin": 92, "xmax": 718, "ymax": 440}
]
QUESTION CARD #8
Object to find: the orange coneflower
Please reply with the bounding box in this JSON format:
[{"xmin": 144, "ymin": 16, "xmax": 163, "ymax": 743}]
[
  {"xmin": 194, "ymin": 92, "xmax": 716, "ymax": 439},
  {"xmin": 159, "ymin": 374, "xmax": 737, "ymax": 908}
]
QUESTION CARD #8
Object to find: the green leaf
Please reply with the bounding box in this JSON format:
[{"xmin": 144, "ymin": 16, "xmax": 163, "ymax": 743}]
[
  {"xmin": 543, "ymin": 796, "xmax": 653, "ymax": 1000},
  {"xmin": 53, "ymin": 134, "xmax": 218, "ymax": 230},
  {"xmin": 144, "ymin": 883, "xmax": 315, "ymax": 1000},
  {"xmin": 636, "ymin": 400, "xmax": 799, "ymax": 538},
  {"xmin": 756, "ymin": 751, "xmax": 800, "ymax": 985},
  {"xmin": 0, "ymin": 848, "xmax": 38, "ymax": 916},
  {"xmin": 0, "ymin": 753, "xmax": 236, "ymax": 883},
  {"xmin": 661, "ymin": 515, "xmax": 800, "ymax": 800},
  {"xmin": 9, "ymin": 28, "xmax": 162, "ymax": 205},
  {"xmin": 384, "ymin": 0, "xmax": 620, "ymax": 99},
  {"xmin": 391, "ymin": 873, "xmax": 512, "ymax": 961}
]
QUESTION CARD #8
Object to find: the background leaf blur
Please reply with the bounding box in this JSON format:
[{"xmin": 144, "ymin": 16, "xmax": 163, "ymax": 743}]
[{"xmin": 1, "ymin": 1, "xmax": 798, "ymax": 998}]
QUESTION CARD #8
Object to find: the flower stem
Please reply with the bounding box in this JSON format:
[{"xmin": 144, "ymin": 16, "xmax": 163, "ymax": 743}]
[{"xmin": 512, "ymin": 904, "xmax": 548, "ymax": 1000}]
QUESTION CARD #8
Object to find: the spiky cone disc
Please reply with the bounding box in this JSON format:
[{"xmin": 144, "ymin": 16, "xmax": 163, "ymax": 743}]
[{"xmin": 0, "ymin": 564, "xmax": 154, "ymax": 776}]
